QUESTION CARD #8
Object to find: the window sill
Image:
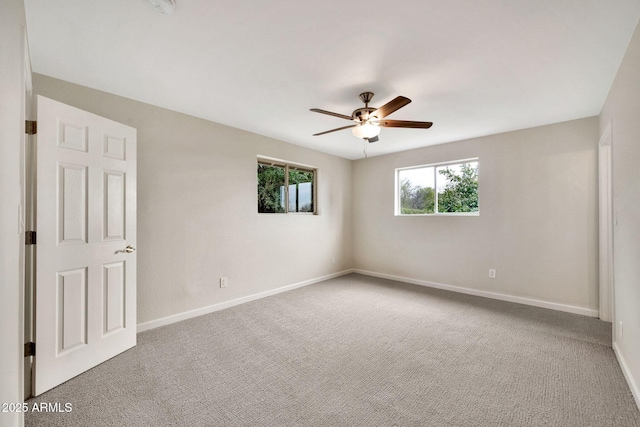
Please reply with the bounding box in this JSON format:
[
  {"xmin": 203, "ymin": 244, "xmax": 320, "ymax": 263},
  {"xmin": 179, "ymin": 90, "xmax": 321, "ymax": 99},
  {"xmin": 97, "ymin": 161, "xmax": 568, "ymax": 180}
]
[
  {"xmin": 257, "ymin": 212, "xmax": 317, "ymax": 215},
  {"xmin": 395, "ymin": 212, "xmax": 479, "ymax": 217}
]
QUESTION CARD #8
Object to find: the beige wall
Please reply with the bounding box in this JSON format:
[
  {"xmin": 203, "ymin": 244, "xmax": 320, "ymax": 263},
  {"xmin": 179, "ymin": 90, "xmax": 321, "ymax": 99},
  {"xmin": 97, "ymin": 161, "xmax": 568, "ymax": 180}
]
[
  {"xmin": 0, "ymin": 1, "xmax": 26, "ymax": 426},
  {"xmin": 600, "ymin": 20, "xmax": 640, "ymax": 402},
  {"xmin": 34, "ymin": 74, "xmax": 353, "ymax": 324},
  {"xmin": 352, "ymin": 117, "xmax": 600, "ymax": 312},
  {"xmin": 32, "ymin": 73, "xmax": 602, "ymax": 325}
]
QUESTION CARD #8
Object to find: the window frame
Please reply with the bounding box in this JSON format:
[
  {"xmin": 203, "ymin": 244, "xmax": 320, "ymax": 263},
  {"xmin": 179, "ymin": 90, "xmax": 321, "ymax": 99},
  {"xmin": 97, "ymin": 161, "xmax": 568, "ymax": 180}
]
[
  {"xmin": 257, "ymin": 156, "xmax": 317, "ymax": 215},
  {"xmin": 395, "ymin": 157, "xmax": 479, "ymax": 217}
]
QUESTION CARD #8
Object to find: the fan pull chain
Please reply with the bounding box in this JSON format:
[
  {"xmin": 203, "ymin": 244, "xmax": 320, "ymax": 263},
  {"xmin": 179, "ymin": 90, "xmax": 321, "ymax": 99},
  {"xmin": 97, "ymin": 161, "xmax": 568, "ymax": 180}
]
[{"xmin": 363, "ymin": 139, "xmax": 368, "ymax": 158}]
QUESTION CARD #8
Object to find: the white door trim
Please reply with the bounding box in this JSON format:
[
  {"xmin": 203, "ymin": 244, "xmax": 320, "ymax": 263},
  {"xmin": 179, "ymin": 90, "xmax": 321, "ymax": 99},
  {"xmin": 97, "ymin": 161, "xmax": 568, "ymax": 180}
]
[
  {"xmin": 23, "ymin": 25, "xmax": 35, "ymax": 400},
  {"xmin": 598, "ymin": 120, "xmax": 613, "ymax": 324}
]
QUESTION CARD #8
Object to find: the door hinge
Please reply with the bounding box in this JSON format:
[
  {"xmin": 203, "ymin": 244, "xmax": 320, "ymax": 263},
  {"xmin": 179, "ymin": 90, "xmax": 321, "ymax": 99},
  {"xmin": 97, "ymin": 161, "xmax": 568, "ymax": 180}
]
[
  {"xmin": 25, "ymin": 231, "xmax": 36, "ymax": 245},
  {"xmin": 25, "ymin": 120, "xmax": 37, "ymax": 135},
  {"xmin": 24, "ymin": 342, "xmax": 36, "ymax": 357}
]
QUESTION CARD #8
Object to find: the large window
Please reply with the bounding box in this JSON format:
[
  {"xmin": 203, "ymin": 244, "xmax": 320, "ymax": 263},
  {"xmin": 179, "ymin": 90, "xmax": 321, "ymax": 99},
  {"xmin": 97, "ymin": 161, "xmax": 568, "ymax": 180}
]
[
  {"xmin": 258, "ymin": 159, "xmax": 315, "ymax": 214},
  {"xmin": 396, "ymin": 159, "xmax": 479, "ymax": 215}
]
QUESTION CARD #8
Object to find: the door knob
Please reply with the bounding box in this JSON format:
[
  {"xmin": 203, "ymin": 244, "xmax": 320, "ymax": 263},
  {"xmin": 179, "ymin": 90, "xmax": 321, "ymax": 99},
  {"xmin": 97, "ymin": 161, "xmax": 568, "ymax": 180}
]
[{"xmin": 124, "ymin": 245, "xmax": 136, "ymax": 253}]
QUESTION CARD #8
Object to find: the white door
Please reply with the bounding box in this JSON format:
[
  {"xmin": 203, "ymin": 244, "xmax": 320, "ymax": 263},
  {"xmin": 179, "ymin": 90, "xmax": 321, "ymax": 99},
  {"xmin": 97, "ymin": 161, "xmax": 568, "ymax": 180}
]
[{"xmin": 34, "ymin": 95, "xmax": 137, "ymax": 396}]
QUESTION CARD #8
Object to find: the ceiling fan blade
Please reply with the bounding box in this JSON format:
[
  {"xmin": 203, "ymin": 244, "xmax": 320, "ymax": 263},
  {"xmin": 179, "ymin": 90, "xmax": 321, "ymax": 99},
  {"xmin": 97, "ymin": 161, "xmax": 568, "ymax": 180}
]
[
  {"xmin": 310, "ymin": 108, "xmax": 353, "ymax": 121},
  {"xmin": 371, "ymin": 96, "xmax": 411, "ymax": 119},
  {"xmin": 377, "ymin": 119, "xmax": 433, "ymax": 129},
  {"xmin": 367, "ymin": 135, "xmax": 379, "ymax": 143},
  {"xmin": 313, "ymin": 124, "xmax": 357, "ymax": 136}
]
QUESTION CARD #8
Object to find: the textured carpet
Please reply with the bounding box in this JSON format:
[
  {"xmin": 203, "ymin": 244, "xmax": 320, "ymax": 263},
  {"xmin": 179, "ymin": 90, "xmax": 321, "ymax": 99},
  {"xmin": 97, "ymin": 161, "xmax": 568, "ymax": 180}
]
[{"xmin": 26, "ymin": 274, "xmax": 640, "ymax": 426}]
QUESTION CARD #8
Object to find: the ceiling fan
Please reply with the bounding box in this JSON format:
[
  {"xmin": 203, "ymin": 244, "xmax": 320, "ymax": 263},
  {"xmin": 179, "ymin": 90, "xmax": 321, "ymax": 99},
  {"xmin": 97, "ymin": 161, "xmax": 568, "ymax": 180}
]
[{"xmin": 310, "ymin": 92, "xmax": 433, "ymax": 143}]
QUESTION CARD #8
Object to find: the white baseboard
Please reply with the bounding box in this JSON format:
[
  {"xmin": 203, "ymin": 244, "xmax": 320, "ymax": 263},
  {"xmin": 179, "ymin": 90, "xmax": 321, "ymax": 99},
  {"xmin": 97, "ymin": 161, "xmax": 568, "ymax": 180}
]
[
  {"xmin": 138, "ymin": 268, "xmax": 600, "ymax": 333},
  {"xmin": 352, "ymin": 269, "xmax": 599, "ymax": 318},
  {"xmin": 613, "ymin": 342, "xmax": 640, "ymax": 410},
  {"xmin": 137, "ymin": 269, "xmax": 354, "ymax": 333}
]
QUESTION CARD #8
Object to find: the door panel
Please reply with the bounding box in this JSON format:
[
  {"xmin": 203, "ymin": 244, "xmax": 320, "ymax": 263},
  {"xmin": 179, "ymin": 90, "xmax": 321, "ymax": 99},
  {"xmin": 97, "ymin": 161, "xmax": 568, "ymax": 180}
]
[
  {"xmin": 58, "ymin": 163, "xmax": 88, "ymax": 244},
  {"xmin": 35, "ymin": 95, "xmax": 137, "ymax": 396},
  {"xmin": 57, "ymin": 268, "xmax": 88, "ymax": 353},
  {"xmin": 57, "ymin": 121, "xmax": 88, "ymax": 152},
  {"xmin": 103, "ymin": 261, "xmax": 126, "ymax": 334},
  {"xmin": 104, "ymin": 170, "xmax": 126, "ymax": 241}
]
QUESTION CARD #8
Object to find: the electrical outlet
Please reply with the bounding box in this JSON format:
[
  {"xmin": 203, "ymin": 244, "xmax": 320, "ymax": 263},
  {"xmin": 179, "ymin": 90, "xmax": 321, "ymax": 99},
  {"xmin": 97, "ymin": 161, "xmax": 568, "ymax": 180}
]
[
  {"xmin": 220, "ymin": 277, "xmax": 228, "ymax": 288},
  {"xmin": 619, "ymin": 321, "xmax": 624, "ymax": 338},
  {"xmin": 489, "ymin": 269, "xmax": 496, "ymax": 279}
]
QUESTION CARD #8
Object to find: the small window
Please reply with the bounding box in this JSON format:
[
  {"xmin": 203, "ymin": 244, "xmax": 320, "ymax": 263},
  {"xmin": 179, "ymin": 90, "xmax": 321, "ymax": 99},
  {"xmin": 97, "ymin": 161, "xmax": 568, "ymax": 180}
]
[
  {"xmin": 258, "ymin": 159, "xmax": 315, "ymax": 214},
  {"xmin": 397, "ymin": 159, "xmax": 478, "ymax": 215}
]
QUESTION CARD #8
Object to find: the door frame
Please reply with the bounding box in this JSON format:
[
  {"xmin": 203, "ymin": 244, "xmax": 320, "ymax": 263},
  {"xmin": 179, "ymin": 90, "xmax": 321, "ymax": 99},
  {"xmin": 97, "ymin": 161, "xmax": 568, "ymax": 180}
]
[
  {"xmin": 23, "ymin": 26, "xmax": 35, "ymax": 400},
  {"xmin": 598, "ymin": 121, "xmax": 614, "ymax": 325}
]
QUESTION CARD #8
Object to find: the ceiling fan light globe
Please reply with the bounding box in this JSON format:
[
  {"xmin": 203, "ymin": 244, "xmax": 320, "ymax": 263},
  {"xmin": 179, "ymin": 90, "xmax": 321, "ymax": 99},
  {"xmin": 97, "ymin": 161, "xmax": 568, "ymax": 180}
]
[{"xmin": 352, "ymin": 122, "xmax": 381, "ymax": 139}]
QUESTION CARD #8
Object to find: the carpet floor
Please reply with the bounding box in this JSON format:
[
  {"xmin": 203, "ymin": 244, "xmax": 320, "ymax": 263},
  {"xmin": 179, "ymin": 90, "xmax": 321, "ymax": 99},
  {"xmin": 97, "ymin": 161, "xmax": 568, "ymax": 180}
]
[{"xmin": 26, "ymin": 274, "xmax": 640, "ymax": 426}]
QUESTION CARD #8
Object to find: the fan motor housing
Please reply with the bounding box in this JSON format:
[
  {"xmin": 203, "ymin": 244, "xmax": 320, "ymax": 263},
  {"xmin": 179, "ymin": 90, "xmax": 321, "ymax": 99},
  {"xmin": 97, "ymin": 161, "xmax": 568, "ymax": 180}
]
[{"xmin": 352, "ymin": 107, "xmax": 377, "ymax": 122}]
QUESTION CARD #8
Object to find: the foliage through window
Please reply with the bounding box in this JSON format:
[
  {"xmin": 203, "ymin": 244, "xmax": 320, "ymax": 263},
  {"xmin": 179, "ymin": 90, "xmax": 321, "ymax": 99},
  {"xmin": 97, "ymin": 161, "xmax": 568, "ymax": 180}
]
[
  {"xmin": 397, "ymin": 159, "xmax": 478, "ymax": 215},
  {"xmin": 258, "ymin": 160, "xmax": 315, "ymax": 213}
]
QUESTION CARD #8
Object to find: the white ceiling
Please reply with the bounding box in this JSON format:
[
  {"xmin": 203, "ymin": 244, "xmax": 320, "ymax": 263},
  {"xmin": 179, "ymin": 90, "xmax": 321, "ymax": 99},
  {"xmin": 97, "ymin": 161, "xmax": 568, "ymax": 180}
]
[{"xmin": 25, "ymin": 0, "xmax": 640, "ymax": 159}]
